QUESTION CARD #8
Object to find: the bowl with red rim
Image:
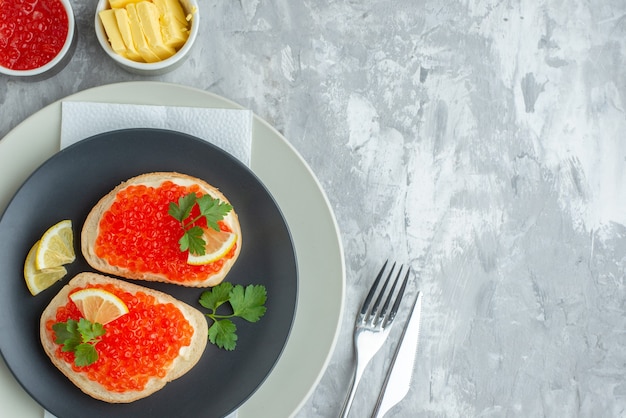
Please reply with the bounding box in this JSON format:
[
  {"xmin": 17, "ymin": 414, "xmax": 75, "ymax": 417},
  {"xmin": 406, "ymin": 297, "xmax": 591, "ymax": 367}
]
[{"xmin": 0, "ymin": 0, "xmax": 75, "ymax": 78}]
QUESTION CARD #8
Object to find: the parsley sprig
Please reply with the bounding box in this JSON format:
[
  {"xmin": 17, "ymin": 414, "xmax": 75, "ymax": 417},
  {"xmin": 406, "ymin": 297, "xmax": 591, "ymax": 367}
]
[
  {"xmin": 168, "ymin": 193, "xmax": 233, "ymax": 256},
  {"xmin": 52, "ymin": 318, "xmax": 105, "ymax": 367},
  {"xmin": 199, "ymin": 282, "xmax": 267, "ymax": 351}
]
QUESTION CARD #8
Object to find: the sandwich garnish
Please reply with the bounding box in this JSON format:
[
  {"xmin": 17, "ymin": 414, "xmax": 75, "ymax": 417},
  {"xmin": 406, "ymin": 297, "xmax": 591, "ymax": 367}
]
[
  {"xmin": 168, "ymin": 192, "xmax": 236, "ymax": 265},
  {"xmin": 24, "ymin": 219, "xmax": 75, "ymax": 296},
  {"xmin": 199, "ymin": 282, "xmax": 267, "ymax": 351},
  {"xmin": 52, "ymin": 288, "xmax": 129, "ymax": 367},
  {"xmin": 52, "ymin": 318, "xmax": 105, "ymax": 367}
]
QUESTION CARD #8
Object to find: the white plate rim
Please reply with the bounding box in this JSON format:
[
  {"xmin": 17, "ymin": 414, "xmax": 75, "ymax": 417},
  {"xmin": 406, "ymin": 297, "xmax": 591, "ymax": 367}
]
[{"xmin": 0, "ymin": 81, "xmax": 345, "ymax": 418}]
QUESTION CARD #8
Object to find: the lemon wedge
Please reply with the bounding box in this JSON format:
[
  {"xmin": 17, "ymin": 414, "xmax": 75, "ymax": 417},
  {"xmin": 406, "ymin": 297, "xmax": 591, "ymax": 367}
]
[
  {"xmin": 70, "ymin": 288, "xmax": 129, "ymax": 325},
  {"xmin": 24, "ymin": 240, "xmax": 67, "ymax": 296},
  {"xmin": 187, "ymin": 228, "xmax": 237, "ymax": 265},
  {"xmin": 35, "ymin": 219, "xmax": 76, "ymax": 270}
]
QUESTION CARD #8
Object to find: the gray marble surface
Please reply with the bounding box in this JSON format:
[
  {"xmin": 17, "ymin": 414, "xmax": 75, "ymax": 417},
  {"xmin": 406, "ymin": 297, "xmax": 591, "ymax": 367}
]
[{"xmin": 2, "ymin": 0, "xmax": 626, "ymax": 417}]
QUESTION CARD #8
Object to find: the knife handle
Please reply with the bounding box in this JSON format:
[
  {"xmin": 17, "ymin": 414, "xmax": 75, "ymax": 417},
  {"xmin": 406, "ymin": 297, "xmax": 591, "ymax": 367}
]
[{"xmin": 371, "ymin": 291, "xmax": 422, "ymax": 418}]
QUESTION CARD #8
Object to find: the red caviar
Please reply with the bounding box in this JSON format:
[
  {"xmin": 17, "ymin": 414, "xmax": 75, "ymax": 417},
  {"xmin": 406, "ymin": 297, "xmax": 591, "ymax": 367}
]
[
  {"xmin": 0, "ymin": 0, "xmax": 69, "ymax": 70},
  {"xmin": 94, "ymin": 181, "xmax": 236, "ymax": 283},
  {"xmin": 45, "ymin": 283, "xmax": 194, "ymax": 392}
]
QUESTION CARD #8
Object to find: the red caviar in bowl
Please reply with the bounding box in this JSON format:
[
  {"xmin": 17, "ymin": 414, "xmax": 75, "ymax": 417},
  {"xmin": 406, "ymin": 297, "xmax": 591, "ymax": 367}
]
[
  {"xmin": 45, "ymin": 283, "xmax": 194, "ymax": 392},
  {"xmin": 0, "ymin": 0, "xmax": 69, "ymax": 70},
  {"xmin": 94, "ymin": 181, "xmax": 236, "ymax": 283}
]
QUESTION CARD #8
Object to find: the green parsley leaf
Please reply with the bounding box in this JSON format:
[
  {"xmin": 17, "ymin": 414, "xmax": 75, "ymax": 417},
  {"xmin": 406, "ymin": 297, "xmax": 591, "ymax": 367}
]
[
  {"xmin": 199, "ymin": 282, "xmax": 267, "ymax": 350},
  {"xmin": 199, "ymin": 282, "xmax": 233, "ymax": 311},
  {"xmin": 230, "ymin": 284, "xmax": 267, "ymax": 322},
  {"xmin": 77, "ymin": 318, "xmax": 105, "ymax": 343},
  {"xmin": 52, "ymin": 318, "xmax": 105, "ymax": 367},
  {"xmin": 179, "ymin": 225, "xmax": 205, "ymax": 255},
  {"xmin": 168, "ymin": 192, "xmax": 233, "ymax": 255},
  {"xmin": 168, "ymin": 193, "xmax": 197, "ymax": 222},
  {"xmin": 208, "ymin": 319, "xmax": 238, "ymax": 351},
  {"xmin": 74, "ymin": 343, "xmax": 99, "ymax": 367},
  {"xmin": 196, "ymin": 195, "xmax": 233, "ymax": 231},
  {"xmin": 53, "ymin": 321, "xmax": 81, "ymax": 352}
]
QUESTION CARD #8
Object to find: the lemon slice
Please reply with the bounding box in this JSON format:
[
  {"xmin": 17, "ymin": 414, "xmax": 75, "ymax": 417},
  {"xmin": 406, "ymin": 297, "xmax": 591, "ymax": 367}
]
[
  {"xmin": 35, "ymin": 219, "xmax": 76, "ymax": 270},
  {"xmin": 70, "ymin": 288, "xmax": 129, "ymax": 325},
  {"xmin": 187, "ymin": 228, "xmax": 237, "ymax": 265},
  {"xmin": 24, "ymin": 240, "xmax": 67, "ymax": 296}
]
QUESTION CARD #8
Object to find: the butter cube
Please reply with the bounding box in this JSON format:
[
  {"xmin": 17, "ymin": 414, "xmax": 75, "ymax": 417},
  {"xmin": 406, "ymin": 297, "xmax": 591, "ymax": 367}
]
[
  {"xmin": 113, "ymin": 8, "xmax": 143, "ymax": 62},
  {"xmin": 108, "ymin": 0, "xmax": 142, "ymax": 9},
  {"xmin": 152, "ymin": 0, "xmax": 187, "ymax": 27},
  {"xmin": 136, "ymin": 1, "xmax": 176, "ymax": 60},
  {"xmin": 125, "ymin": 3, "xmax": 161, "ymax": 63},
  {"xmin": 152, "ymin": 0, "xmax": 188, "ymax": 49},
  {"xmin": 161, "ymin": 18, "xmax": 188, "ymax": 49},
  {"xmin": 99, "ymin": 9, "xmax": 128, "ymax": 57}
]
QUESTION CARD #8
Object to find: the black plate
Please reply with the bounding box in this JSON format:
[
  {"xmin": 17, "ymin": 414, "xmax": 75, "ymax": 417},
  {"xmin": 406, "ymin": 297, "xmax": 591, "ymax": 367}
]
[{"xmin": 0, "ymin": 129, "xmax": 298, "ymax": 418}]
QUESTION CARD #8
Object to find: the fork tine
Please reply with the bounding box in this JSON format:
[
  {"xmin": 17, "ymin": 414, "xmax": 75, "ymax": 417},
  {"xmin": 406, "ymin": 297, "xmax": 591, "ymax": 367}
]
[
  {"xmin": 359, "ymin": 260, "xmax": 389, "ymax": 316},
  {"xmin": 368, "ymin": 262, "xmax": 397, "ymax": 321},
  {"xmin": 383, "ymin": 267, "xmax": 411, "ymax": 327},
  {"xmin": 377, "ymin": 265, "xmax": 405, "ymax": 324}
]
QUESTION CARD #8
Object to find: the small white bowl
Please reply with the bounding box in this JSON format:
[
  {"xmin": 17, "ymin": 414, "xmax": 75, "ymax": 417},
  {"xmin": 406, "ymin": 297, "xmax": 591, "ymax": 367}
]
[
  {"xmin": 95, "ymin": 0, "xmax": 199, "ymax": 75},
  {"xmin": 0, "ymin": 0, "xmax": 76, "ymax": 79}
]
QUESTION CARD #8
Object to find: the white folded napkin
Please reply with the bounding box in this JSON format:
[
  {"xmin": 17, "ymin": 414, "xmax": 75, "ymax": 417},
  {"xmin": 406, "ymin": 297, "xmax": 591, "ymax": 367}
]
[
  {"xmin": 43, "ymin": 101, "xmax": 251, "ymax": 418},
  {"xmin": 61, "ymin": 101, "xmax": 252, "ymax": 165}
]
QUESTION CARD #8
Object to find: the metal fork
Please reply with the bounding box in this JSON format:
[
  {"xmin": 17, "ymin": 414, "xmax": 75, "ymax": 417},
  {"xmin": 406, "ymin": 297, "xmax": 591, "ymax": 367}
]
[{"xmin": 339, "ymin": 261, "xmax": 411, "ymax": 418}]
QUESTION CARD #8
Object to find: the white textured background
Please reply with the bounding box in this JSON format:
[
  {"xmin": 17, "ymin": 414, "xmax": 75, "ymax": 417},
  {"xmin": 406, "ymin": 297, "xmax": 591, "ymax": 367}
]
[{"xmin": 2, "ymin": 0, "xmax": 626, "ymax": 416}]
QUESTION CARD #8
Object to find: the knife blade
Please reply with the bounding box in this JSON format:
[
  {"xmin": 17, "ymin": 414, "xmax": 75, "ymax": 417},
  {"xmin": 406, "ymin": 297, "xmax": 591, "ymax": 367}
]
[{"xmin": 371, "ymin": 290, "xmax": 423, "ymax": 418}]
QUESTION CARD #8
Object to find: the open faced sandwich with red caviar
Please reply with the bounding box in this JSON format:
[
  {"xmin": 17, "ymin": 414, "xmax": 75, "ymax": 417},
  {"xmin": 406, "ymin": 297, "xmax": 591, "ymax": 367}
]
[
  {"xmin": 41, "ymin": 272, "xmax": 208, "ymax": 403},
  {"xmin": 81, "ymin": 172, "xmax": 242, "ymax": 287}
]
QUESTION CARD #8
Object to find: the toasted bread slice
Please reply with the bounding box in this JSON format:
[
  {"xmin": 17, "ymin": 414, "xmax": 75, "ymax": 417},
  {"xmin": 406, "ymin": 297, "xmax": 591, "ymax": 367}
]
[
  {"xmin": 40, "ymin": 272, "xmax": 208, "ymax": 403},
  {"xmin": 81, "ymin": 172, "xmax": 242, "ymax": 287}
]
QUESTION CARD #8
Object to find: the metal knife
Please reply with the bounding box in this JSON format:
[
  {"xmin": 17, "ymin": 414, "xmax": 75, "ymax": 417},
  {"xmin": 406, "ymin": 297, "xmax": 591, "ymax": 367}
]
[{"xmin": 371, "ymin": 291, "xmax": 423, "ymax": 418}]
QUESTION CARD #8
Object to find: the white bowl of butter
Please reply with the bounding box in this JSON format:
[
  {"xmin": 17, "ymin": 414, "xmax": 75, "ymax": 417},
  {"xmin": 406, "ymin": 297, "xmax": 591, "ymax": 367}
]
[{"xmin": 95, "ymin": 0, "xmax": 198, "ymax": 75}]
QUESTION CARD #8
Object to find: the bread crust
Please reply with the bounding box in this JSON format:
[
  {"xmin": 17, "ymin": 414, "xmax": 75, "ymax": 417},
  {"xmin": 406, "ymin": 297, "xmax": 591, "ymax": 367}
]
[
  {"xmin": 81, "ymin": 172, "xmax": 242, "ymax": 287},
  {"xmin": 40, "ymin": 272, "xmax": 208, "ymax": 403}
]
